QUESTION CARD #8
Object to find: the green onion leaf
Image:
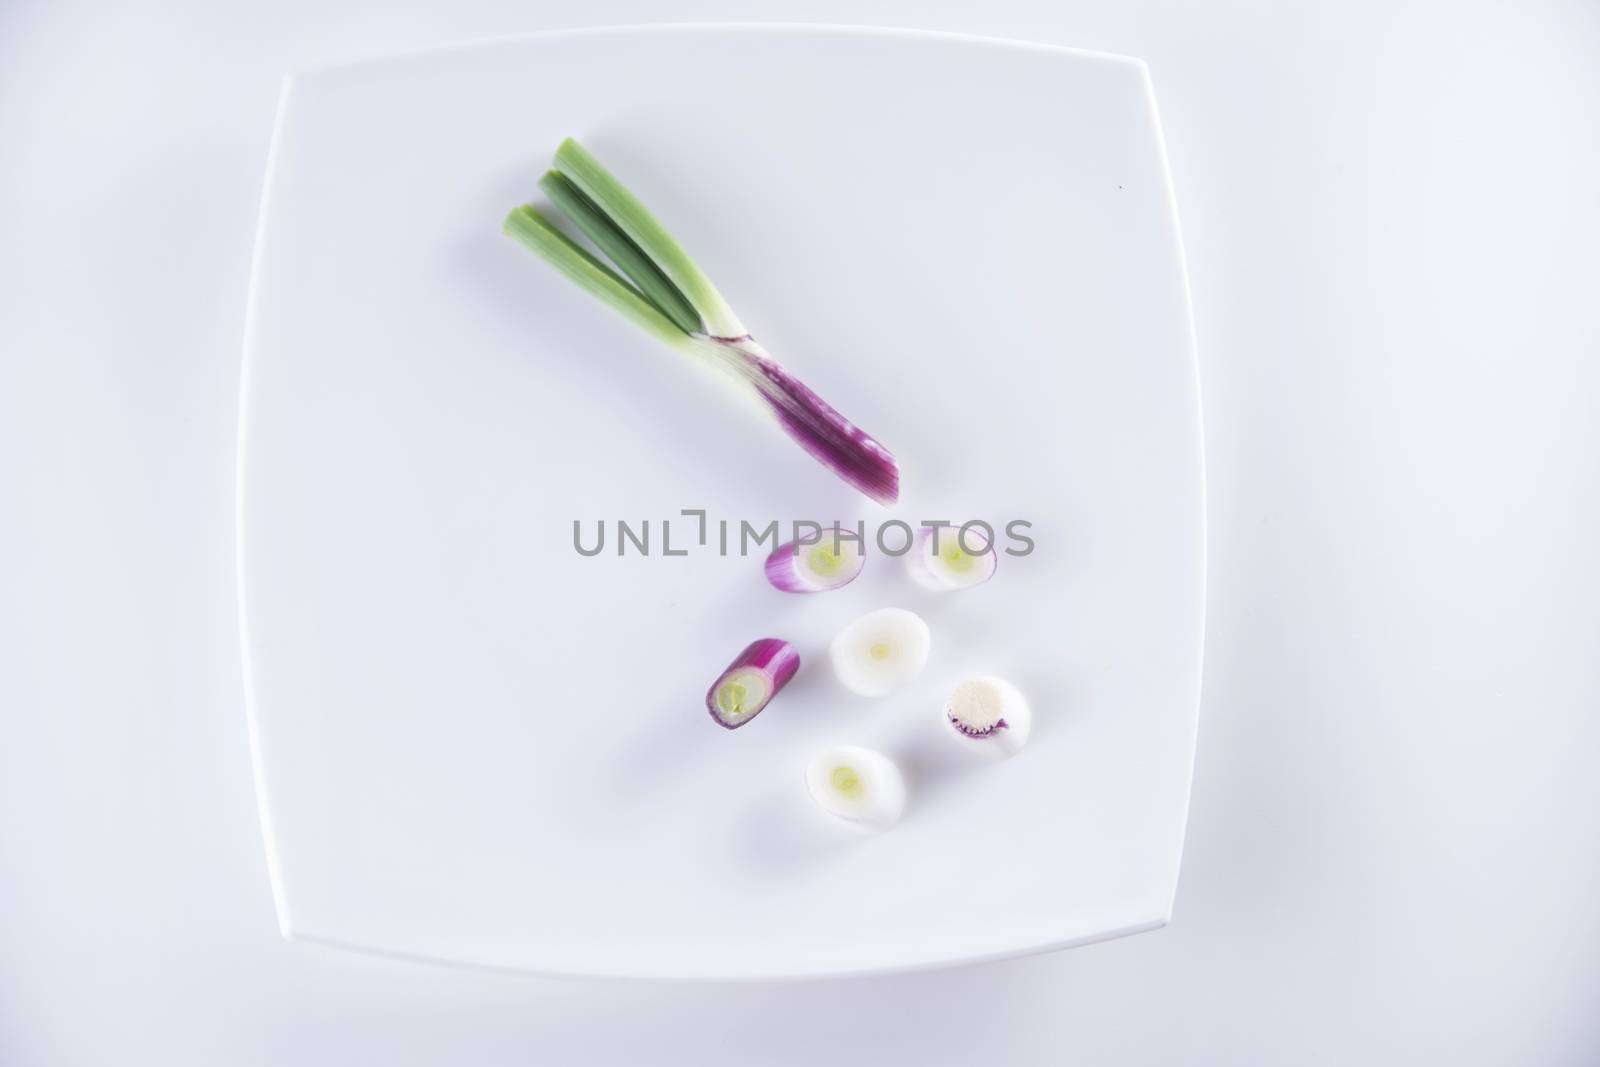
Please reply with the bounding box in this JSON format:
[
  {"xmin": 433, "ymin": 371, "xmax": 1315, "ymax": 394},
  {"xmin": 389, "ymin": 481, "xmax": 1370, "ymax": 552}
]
[
  {"xmin": 501, "ymin": 205, "xmax": 686, "ymax": 347},
  {"xmin": 553, "ymin": 138, "xmax": 746, "ymax": 339},
  {"xmin": 537, "ymin": 171, "xmax": 703, "ymax": 336}
]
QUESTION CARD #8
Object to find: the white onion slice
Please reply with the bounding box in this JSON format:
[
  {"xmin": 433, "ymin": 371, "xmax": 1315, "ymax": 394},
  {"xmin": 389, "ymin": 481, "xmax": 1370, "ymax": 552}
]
[
  {"xmin": 907, "ymin": 524, "xmax": 998, "ymax": 591},
  {"xmin": 805, "ymin": 745, "xmax": 907, "ymax": 828},
  {"xmin": 942, "ymin": 677, "xmax": 1032, "ymax": 758},
  {"xmin": 829, "ymin": 607, "xmax": 931, "ymax": 697}
]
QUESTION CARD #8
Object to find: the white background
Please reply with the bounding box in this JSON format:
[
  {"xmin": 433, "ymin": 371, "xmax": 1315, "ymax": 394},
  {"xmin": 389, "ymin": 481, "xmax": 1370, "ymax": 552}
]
[{"xmin": 2, "ymin": 1, "xmax": 1596, "ymax": 1063}]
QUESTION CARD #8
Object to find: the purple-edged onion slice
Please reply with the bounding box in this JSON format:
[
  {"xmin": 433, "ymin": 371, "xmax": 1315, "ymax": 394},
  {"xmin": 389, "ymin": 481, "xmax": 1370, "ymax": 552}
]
[
  {"xmin": 765, "ymin": 530, "xmax": 866, "ymax": 593},
  {"xmin": 707, "ymin": 638, "xmax": 800, "ymax": 730},
  {"xmin": 907, "ymin": 524, "xmax": 998, "ymax": 590},
  {"xmin": 943, "ymin": 677, "xmax": 1032, "ymax": 758},
  {"xmin": 805, "ymin": 745, "xmax": 907, "ymax": 828}
]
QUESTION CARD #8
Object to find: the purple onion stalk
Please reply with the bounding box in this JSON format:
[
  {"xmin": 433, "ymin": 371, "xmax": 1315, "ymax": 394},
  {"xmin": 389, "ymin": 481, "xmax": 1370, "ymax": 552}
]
[
  {"xmin": 764, "ymin": 525, "xmax": 867, "ymax": 593},
  {"xmin": 504, "ymin": 138, "xmax": 899, "ymax": 505},
  {"xmin": 706, "ymin": 638, "xmax": 801, "ymax": 730}
]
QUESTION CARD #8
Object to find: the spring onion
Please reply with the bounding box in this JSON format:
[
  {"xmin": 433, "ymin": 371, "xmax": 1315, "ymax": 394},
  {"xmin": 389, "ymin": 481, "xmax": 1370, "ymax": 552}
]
[
  {"xmin": 765, "ymin": 528, "xmax": 866, "ymax": 593},
  {"xmin": 829, "ymin": 608, "xmax": 931, "ymax": 697},
  {"xmin": 805, "ymin": 745, "xmax": 907, "ymax": 828},
  {"xmin": 907, "ymin": 523, "xmax": 998, "ymax": 590},
  {"xmin": 707, "ymin": 638, "xmax": 800, "ymax": 730},
  {"xmin": 504, "ymin": 139, "xmax": 900, "ymax": 505},
  {"xmin": 943, "ymin": 677, "xmax": 1032, "ymax": 758}
]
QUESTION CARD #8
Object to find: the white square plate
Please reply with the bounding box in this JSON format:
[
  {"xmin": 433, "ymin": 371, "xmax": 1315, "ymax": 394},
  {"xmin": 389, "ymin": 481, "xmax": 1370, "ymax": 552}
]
[{"xmin": 240, "ymin": 24, "xmax": 1204, "ymax": 979}]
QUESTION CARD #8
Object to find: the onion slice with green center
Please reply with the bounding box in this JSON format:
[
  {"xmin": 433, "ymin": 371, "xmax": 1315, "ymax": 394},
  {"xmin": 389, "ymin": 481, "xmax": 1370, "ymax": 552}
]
[
  {"xmin": 907, "ymin": 523, "xmax": 998, "ymax": 590},
  {"xmin": 805, "ymin": 745, "xmax": 907, "ymax": 828},
  {"xmin": 829, "ymin": 608, "xmax": 931, "ymax": 697},
  {"xmin": 943, "ymin": 677, "xmax": 1033, "ymax": 757},
  {"xmin": 707, "ymin": 638, "xmax": 800, "ymax": 730},
  {"xmin": 503, "ymin": 139, "xmax": 899, "ymax": 505},
  {"xmin": 765, "ymin": 529, "xmax": 866, "ymax": 593}
]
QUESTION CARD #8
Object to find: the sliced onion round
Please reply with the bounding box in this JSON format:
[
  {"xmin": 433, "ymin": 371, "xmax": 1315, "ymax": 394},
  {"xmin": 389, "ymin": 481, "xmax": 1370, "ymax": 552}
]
[
  {"xmin": 765, "ymin": 530, "xmax": 866, "ymax": 593},
  {"xmin": 829, "ymin": 607, "xmax": 931, "ymax": 697},
  {"xmin": 942, "ymin": 676, "xmax": 1032, "ymax": 757},
  {"xmin": 805, "ymin": 745, "xmax": 907, "ymax": 828},
  {"xmin": 907, "ymin": 524, "xmax": 998, "ymax": 591}
]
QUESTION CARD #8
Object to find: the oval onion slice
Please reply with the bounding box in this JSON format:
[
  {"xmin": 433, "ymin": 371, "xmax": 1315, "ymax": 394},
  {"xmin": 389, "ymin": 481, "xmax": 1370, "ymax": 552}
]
[
  {"xmin": 805, "ymin": 745, "xmax": 907, "ymax": 828},
  {"xmin": 829, "ymin": 607, "xmax": 931, "ymax": 697},
  {"xmin": 907, "ymin": 524, "xmax": 998, "ymax": 591},
  {"xmin": 765, "ymin": 531, "xmax": 866, "ymax": 593}
]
